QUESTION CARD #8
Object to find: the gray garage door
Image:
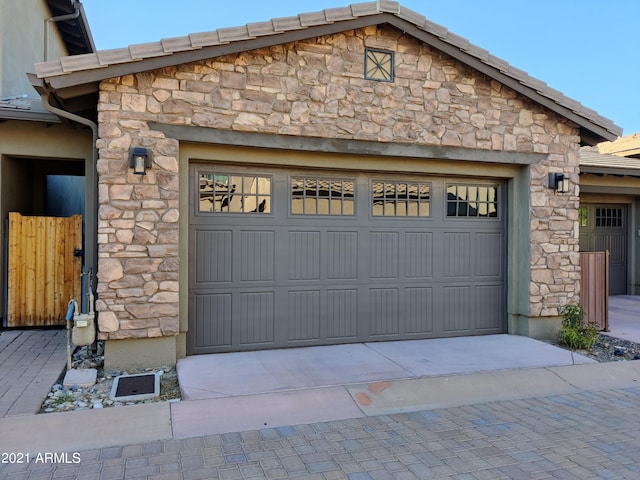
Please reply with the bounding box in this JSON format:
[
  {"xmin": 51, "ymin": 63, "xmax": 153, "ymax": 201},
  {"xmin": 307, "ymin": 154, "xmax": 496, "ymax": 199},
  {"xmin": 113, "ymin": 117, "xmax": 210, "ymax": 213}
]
[
  {"xmin": 579, "ymin": 204, "xmax": 627, "ymax": 295},
  {"xmin": 189, "ymin": 164, "xmax": 506, "ymax": 354}
]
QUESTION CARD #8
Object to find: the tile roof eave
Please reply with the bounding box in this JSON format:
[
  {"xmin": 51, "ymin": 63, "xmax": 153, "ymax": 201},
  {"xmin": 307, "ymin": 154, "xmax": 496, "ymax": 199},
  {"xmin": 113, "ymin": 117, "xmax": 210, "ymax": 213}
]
[{"xmin": 33, "ymin": 2, "xmax": 622, "ymax": 141}]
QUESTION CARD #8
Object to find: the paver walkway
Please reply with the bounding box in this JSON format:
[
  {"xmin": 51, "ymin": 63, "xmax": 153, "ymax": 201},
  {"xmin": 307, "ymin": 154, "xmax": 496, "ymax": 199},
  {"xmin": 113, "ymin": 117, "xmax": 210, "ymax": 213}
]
[
  {"xmin": 0, "ymin": 329, "xmax": 67, "ymax": 417},
  {"xmin": 3, "ymin": 385, "xmax": 640, "ymax": 479}
]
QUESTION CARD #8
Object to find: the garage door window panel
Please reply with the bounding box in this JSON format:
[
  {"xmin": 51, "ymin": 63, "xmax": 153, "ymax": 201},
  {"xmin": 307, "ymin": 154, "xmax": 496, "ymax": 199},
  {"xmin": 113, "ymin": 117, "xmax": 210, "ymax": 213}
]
[
  {"xmin": 446, "ymin": 184, "xmax": 498, "ymax": 218},
  {"xmin": 291, "ymin": 177, "xmax": 355, "ymax": 215},
  {"xmin": 372, "ymin": 181, "xmax": 430, "ymax": 217},
  {"xmin": 199, "ymin": 173, "xmax": 272, "ymax": 214},
  {"xmin": 595, "ymin": 207, "xmax": 623, "ymax": 228}
]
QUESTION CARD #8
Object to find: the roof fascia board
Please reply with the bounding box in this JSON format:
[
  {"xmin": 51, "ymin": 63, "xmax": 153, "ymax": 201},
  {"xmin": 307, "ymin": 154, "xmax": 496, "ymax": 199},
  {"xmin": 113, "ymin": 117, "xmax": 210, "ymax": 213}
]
[
  {"xmin": 149, "ymin": 121, "xmax": 543, "ymax": 165},
  {"xmin": 0, "ymin": 110, "xmax": 61, "ymax": 123},
  {"xmin": 580, "ymin": 184, "xmax": 640, "ymax": 193},
  {"xmin": 580, "ymin": 166, "xmax": 640, "ymax": 178},
  {"xmin": 39, "ymin": 12, "xmax": 617, "ymax": 142},
  {"xmin": 44, "ymin": 15, "xmax": 388, "ymax": 90}
]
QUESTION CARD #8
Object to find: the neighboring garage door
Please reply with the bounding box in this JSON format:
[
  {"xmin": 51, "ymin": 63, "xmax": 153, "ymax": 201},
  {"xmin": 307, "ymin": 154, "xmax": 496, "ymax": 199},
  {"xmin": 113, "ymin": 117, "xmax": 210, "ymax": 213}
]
[
  {"xmin": 579, "ymin": 204, "xmax": 627, "ymax": 295},
  {"xmin": 189, "ymin": 163, "xmax": 506, "ymax": 354}
]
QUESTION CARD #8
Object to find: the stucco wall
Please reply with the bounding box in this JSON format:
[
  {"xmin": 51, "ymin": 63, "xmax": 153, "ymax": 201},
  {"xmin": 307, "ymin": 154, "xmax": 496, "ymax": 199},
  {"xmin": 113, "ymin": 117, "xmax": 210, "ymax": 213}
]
[
  {"xmin": 0, "ymin": 0, "xmax": 67, "ymax": 97},
  {"xmin": 95, "ymin": 25, "xmax": 581, "ymax": 342}
]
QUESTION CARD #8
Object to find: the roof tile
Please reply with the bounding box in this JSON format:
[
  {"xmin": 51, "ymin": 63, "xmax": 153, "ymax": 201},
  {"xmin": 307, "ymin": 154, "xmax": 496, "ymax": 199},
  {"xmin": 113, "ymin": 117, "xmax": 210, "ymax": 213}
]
[
  {"xmin": 298, "ymin": 12, "xmax": 329, "ymax": 27},
  {"xmin": 462, "ymin": 44, "xmax": 491, "ymax": 62},
  {"xmin": 485, "ymin": 54, "xmax": 510, "ymax": 73},
  {"xmin": 324, "ymin": 6, "xmax": 356, "ymax": 22},
  {"xmin": 350, "ymin": 2, "xmax": 379, "ymax": 16},
  {"xmin": 246, "ymin": 20, "xmax": 278, "ymax": 37},
  {"xmin": 161, "ymin": 36, "xmax": 197, "ymax": 53},
  {"xmin": 189, "ymin": 31, "xmax": 223, "ymax": 47},
  {"xmin": 273, "ymin": 15, "xmax": 306, "ymax": 31},
  {"xmin": 396, "ymin": 6, "xmax": 426, "ymax": 27},
  {"xmin": 129, "ymin": 42, "xmax": 167, "ymax": 60},
  {"xmin": 35, "ymin": 59, "xmax": 64, "ymax": 78},
  {"xmin": 444, "ymin": 32, "xmax": 470, "ymax": 52},
  {"xmin": 217, "ymin": 25, "xmax": 253, "ymax": 43},
  {"xmin": 378, "ymin": 0, "xmax": 400, "ymax": 13},
  {"xmin": 60, "ymin": 53, "xmax": 101, "ymax": 73},
  {"xmin": 31, "ymin": 1, "xmax": 621, "ymax": 138},
  {"xmin": 422, "ymin": 19, "xmax": 448, "ymax": 39},
  {"xmin": 97, "ymin": 48, "xmax": 135, "ymax": 66}
]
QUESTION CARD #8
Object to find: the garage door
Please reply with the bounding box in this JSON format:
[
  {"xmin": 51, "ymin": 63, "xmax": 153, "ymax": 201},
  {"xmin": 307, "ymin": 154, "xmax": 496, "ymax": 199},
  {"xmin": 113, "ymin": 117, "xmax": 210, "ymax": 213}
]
[
  {"xmin": 579, "ymin": 204, "xmax": 627, "ymax": 295},
  {"xmin": 189, "ymin": 164, "xmax": 506, "ymax": 354}
]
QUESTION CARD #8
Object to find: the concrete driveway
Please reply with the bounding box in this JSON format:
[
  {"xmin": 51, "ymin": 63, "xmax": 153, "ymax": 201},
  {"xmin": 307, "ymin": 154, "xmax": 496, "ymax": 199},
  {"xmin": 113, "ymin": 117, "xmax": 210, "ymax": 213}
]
[
  {"xmin": 174, "ymin": 334, "xmax": 596, "ymax": 436},
  {"xmin": 607, "ymin": 295, "xmax": 640, "ymax": 343}
]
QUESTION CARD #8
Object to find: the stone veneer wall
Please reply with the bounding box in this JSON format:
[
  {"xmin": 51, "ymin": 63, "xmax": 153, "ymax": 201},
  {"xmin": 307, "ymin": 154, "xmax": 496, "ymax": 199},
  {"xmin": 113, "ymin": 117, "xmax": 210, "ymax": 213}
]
[{"xmin": 96, "ymin": 25, "xmax": 581, "ymax": 341}]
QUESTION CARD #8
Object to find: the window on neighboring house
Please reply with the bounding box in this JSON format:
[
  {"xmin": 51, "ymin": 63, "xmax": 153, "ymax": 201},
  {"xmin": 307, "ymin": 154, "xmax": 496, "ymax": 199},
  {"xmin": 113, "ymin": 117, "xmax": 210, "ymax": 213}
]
[
  {"xmin": 291, "ymin": 177, "xmax": 355, "ymax": 215},
  {"xmin": 446, "ymin": 184, "xmax": 499, "ymax": 218},
  {"xmin": 372, "ymin": 181, "xmax": 430, "ymax": 217},
  {"xmin": 595, "ymin": 207, "xmax": 623, "ymax": 227},
  {"xmin": 198, "ymin": 173, "xmax": 271, "ymax": 213}
]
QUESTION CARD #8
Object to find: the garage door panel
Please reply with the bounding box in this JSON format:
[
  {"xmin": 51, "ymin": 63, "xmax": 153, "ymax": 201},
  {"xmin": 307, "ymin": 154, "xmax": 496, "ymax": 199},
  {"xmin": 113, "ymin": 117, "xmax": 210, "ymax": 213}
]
[
  {"xmin": 444, "ymin": 232, "xmax": 471, "ymax": 277},
  {"xmin": 370, "ymin": 232, "xmax": 400, "ymax": 279},
  {"xmin": 327, "ymin": 231, "xmax": 359, "ymax": 279},
  {"xmin": 194, "ymin": 230, "xmax": 232, "ymax": 283},
  {"xmin": 326, "ymin": 289, "xmax": 359, "ymax": 339},
  {"xmin": 287, "ymin": 290, "xmax": 321, "ymax": 342},
  {"xmin": 474, "ymin": 285, "xmax": 504, "ymax": 331},
  {"xmin": 443, "ymin": 286, "xmax": 472, "ymax": 333},
  {"xmin": 238, "ymin": 291, "xmax": 275, "ymax": 345},
  {"xmin": 288, "ymin": 231, "xmax": 321, "ymax": 280},
  {"xmin": 239, "ymin": 231, "xmax": 275, "ymax": 282},
  {"xmin": 475, "ymin": 232, "xmax": 504, "ymax": 277},
  {"xmin": 369, "ymin": 287, "xmax": 400, "ymax": 336},
  {"xmin": 404, "ymin": 286, "xmax": 433, "ymax": 334},
  {"xmin": 405, "ymin": 232, "xmax": 433, "ymax": 278},
  {"xmin": 193, "ymin": 293, "xmax": 232, "ymax": 349}
]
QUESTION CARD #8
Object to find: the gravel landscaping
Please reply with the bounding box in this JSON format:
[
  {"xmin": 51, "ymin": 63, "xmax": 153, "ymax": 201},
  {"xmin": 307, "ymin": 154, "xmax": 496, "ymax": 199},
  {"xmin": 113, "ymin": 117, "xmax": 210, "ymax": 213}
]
[{"xmin": 39, "ymin": 342, "xmax": 181, "ymax": 414}]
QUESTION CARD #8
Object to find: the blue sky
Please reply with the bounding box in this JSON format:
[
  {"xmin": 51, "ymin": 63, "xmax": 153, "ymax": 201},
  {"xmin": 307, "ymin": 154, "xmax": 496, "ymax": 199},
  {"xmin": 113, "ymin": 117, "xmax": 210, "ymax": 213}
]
[{"xmin": 81, "ymin": 0, "xmax": 639, "ymax": 136}]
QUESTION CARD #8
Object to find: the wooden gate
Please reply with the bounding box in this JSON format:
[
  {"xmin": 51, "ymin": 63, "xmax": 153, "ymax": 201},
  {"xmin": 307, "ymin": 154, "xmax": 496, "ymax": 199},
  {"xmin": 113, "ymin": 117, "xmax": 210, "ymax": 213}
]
[
  {"xmin": 6, "ymin": 212, "xmax": 82, "ymax": 327},
  {"xmin": 579, "ymin": 251, "xmax": 609, "ymax": 331}
]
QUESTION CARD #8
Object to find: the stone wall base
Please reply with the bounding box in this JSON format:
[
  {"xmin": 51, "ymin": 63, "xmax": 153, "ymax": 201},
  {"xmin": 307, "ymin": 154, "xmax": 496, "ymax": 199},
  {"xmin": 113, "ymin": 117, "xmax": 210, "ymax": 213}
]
[
  {"xmin": 509, "ymin": 314, "xmax": 562, "ymax": 341},
  {"xmin": 104, "ymin": 337, "xmax": 177, "ymax": 371}
]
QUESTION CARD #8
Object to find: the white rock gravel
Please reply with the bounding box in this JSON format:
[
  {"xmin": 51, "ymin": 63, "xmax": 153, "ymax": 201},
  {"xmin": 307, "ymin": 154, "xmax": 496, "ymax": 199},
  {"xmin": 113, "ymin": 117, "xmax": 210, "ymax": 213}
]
[{"xmin": 39, "ymin": 343, "xmax": 181, "ymax": 414}]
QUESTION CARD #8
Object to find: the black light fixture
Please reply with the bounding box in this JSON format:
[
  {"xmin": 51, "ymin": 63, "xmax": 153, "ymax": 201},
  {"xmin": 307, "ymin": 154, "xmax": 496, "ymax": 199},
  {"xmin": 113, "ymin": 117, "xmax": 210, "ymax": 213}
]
[
  {"xmin": 129, "ymin": 147, "xmax": 152, "ymax": 175},
  {"xmin": 549, "ymin": 172, "xmax": 569, "ymax": 193}
]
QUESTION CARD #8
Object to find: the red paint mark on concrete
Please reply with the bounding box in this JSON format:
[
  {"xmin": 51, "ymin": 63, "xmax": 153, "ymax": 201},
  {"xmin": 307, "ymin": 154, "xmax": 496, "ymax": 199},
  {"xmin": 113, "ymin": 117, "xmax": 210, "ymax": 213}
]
[
  {"xmin": 355, "ymin": 392, "xmax": 372, "ymax": 406},
  {"xmin": 368, "ymin": 381, "xmax": 392, "ymax": 394}
]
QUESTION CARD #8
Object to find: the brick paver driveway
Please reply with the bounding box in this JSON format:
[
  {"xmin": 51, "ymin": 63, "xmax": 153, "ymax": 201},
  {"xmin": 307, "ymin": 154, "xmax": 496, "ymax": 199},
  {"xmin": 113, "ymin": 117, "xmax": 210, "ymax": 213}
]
[{"xmin": 3, "ymin": 386, "xmax": 640, "ymax": 479}]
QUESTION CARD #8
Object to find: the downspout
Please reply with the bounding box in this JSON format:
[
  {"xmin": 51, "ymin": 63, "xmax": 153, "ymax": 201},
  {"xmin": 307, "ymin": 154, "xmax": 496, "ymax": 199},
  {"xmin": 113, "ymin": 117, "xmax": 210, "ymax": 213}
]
[
  {"xmin": 44, "ymin": 1, "xmax": 80, "ymax": 61},
  {"xmin": 40, "ymin": 92, "xmax": 98, "ymax": 311}
]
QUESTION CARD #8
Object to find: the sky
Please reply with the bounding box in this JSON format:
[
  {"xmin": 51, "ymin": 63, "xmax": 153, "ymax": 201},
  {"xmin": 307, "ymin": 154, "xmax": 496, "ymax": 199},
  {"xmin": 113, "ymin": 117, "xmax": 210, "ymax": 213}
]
[{"xmin": 81, "ymin": 0, "xmax": 639, "ymax": 136}]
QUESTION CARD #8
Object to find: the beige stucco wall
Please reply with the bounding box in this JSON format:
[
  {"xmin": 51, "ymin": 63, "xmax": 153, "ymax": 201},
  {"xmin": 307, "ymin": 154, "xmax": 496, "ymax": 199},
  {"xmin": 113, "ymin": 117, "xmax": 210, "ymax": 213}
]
[
  {"xmin": 0, "ymin": 120, "xmax": 93, "ymax": 310},
  {"xmin": 94, "ymin": 25, "xmax": 582, "ymax": 360},
  {"xmin": 0, "ymin": 0, "xmax": 67, "ymax": 97}
]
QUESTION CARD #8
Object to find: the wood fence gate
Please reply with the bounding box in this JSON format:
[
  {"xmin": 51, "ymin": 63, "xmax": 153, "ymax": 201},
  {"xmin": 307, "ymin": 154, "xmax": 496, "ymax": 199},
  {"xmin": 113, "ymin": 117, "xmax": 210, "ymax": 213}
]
[
  {"xmin": 6, "ymin": 212, "xmax": 82, "ymax": 327},
  {"xmin": 579, "ymin": 251, "xmax": 609, "ymax": 331}
]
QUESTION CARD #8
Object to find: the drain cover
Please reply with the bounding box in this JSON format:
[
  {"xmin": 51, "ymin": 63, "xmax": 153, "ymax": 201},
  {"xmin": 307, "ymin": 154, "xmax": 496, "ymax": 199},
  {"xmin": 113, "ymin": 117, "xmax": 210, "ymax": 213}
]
[{"xmin": 110, "ymin": 373, "xmax": 159, "ymax": 401}]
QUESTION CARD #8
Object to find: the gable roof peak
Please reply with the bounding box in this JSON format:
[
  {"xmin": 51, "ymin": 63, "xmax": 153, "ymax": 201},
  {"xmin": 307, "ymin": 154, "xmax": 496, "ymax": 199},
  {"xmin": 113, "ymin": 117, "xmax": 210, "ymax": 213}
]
[{"xmin": 31, "ymin": 1, "xmax": 621, "ymax": 142}]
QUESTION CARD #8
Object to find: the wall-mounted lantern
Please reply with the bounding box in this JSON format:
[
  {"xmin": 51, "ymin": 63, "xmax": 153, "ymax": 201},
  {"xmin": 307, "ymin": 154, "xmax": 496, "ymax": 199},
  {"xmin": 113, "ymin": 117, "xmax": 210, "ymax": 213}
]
[
  {"xmin": 129, "ymin": 147, "xmax": 152, "ymax": 175},
  {"xmin": 548, "ymin": 172, "xmax": 569, "ymax": 193}
]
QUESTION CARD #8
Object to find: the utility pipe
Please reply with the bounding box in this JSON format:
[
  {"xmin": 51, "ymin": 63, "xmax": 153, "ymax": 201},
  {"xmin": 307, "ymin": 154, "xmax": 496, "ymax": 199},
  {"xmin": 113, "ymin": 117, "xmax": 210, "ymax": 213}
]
[{"xmin": 44, "ymin": 1, "xmax": 80, "ymax": 61}]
